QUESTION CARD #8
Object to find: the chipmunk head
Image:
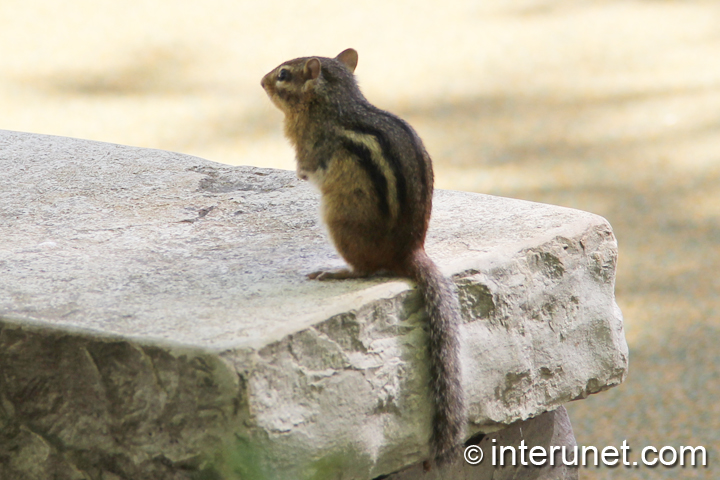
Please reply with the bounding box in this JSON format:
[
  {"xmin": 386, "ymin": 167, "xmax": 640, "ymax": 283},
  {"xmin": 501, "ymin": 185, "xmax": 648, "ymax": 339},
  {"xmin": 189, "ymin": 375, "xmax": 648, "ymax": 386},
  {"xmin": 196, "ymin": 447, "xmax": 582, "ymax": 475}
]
[{"xmin": 261, "ymin": 48, "xmax": 359, "ymax": 114}]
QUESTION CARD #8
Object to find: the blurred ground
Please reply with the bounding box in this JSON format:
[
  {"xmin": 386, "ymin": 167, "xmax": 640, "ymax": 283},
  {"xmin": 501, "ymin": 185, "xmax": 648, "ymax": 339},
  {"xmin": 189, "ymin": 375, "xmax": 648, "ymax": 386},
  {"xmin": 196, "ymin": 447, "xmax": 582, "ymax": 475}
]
[{"xmin": 1, "ymin": 1, "xmax": 719, "ymax": 478}]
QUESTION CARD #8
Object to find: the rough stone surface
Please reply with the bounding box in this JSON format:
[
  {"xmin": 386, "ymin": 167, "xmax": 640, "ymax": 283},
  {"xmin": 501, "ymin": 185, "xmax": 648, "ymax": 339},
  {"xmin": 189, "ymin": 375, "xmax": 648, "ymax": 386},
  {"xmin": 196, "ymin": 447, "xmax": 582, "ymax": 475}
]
[
  {"xmin": 0, "ymin": 130, "xmax": 628, "ymax": 479},
  {"xmin": 388, "ymin": 406, "xmax": 578, "ymax": 480}
]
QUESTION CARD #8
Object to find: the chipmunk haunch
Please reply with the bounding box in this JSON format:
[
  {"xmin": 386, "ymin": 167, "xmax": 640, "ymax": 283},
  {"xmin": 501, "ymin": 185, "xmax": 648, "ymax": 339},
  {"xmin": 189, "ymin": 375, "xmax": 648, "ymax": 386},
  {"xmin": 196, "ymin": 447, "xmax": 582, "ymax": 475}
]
[{"xmin": 262, "ymin": 48, "xmax": 465, "ymax": 465}]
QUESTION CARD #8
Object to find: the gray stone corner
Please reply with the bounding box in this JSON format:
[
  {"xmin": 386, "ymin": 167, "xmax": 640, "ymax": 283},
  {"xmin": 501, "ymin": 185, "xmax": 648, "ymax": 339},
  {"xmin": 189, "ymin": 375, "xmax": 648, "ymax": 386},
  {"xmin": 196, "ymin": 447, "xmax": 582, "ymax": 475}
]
[{"xmin": 0, "ymin": 130, "xmax": 628, "ymax": 479}]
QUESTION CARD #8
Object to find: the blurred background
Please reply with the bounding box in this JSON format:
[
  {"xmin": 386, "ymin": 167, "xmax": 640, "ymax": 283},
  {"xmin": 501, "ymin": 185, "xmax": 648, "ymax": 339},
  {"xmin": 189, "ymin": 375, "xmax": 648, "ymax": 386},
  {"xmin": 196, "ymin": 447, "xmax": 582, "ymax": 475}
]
[{"xmin": 1, "ymin": 1, "xmax": 719, "ymax": 478}]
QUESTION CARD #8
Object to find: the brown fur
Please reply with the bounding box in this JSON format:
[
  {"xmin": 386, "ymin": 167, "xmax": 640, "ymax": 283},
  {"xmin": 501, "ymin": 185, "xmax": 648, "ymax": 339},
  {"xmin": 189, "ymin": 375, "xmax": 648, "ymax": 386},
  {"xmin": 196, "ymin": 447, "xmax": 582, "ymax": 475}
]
[{"xmin": 262, "ymin": 48, "xmax": 466, "ymax": 465}]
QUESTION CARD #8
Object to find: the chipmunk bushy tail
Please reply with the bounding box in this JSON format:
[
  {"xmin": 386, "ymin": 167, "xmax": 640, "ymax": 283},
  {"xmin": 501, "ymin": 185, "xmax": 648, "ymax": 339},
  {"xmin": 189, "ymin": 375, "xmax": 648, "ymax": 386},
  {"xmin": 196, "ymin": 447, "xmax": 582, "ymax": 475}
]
[{"xmin": 409, "ymin": 250, "xmax": 466, "ymax": 466}]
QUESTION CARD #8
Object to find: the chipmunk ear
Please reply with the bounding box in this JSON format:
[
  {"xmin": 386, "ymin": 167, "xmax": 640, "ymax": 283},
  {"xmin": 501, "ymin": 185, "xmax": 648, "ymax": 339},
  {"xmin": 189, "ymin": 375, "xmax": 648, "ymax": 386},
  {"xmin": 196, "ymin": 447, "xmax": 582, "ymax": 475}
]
[
  {"xmin": 336, "ymin": 48, "xmax": 358, "ymax": 73},
  {"xmin": 304, "ymin": 58, "xmax": 321, "ymax": 80}
]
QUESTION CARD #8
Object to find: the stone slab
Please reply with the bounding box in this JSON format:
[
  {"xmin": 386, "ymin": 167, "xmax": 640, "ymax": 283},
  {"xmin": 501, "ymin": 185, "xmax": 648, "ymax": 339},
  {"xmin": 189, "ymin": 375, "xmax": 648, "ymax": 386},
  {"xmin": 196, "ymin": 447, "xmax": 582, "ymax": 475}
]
[{"xmin": 0, "ymin": 130, "xmax": 628, "ymax": 479}]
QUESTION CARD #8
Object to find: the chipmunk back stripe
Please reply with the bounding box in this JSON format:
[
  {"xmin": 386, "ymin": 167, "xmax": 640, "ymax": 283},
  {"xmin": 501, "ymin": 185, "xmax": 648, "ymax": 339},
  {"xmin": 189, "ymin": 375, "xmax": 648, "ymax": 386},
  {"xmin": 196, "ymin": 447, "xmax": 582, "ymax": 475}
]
[
  {"xmin": 371, "ymin": 109, "xmax": 431, "ymax": 204},
  {"xmin": 339, "ymin": 137, "xmax": 391, "ymax": 218},
  {"xmin": 343, "ymin": 123, "xmax": 409, "ymax": 219}
]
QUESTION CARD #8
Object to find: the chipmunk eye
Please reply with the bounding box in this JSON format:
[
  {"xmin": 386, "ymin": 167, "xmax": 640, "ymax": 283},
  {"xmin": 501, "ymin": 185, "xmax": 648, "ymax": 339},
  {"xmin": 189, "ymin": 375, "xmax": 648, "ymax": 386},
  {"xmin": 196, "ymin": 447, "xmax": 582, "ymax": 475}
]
[{"xmin": 277, "ymin": 69, "xmax": 290, "ymax": 82}]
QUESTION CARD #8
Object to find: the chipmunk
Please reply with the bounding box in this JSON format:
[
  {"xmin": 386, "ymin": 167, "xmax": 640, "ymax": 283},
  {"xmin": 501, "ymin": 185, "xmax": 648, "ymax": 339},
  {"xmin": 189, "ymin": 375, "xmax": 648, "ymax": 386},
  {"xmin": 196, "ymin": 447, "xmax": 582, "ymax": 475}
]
[{"xmin": 261, "ymin": 48, "xmax": 465, "ymax": 466}]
